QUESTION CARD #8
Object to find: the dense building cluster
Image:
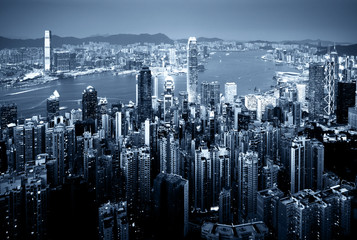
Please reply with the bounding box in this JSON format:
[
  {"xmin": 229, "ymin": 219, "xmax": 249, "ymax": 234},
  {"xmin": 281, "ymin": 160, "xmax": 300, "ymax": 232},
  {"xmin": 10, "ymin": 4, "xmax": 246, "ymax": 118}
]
[{"xmin": 0, "ymin": 36, "xmax": 357, "ymax": 240}]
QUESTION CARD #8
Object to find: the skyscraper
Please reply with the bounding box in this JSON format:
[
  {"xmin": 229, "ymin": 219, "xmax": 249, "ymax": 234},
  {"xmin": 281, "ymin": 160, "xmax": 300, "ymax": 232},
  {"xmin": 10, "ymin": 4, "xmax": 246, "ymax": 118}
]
[
  {"xmin": 82, "ymin": 86, "xmax": 98, "ymax": 121},
  {"xmin": 0, "ymin": 103, "xmax": 17, "ymax": 129},
  {"xmin": 323, "ymin": 61, "xmax": 336, "ymax": 119},
  {"xmin": 115, "ymin": 112, "xmax": 122, "ymax": 143},
  {"xmin": 225, "ymin": 82, "xmax": 237, "ymax": 103},
  {"xmin": 153, "ymin": 173, "xmax": 189, "ymax": 239},
  {"xmin": 44, "ymin": 30, "xmax": 52, "ymax": 72},
  {"xmin": 201, "ymin": 81, "xmax": 220, "ymax": 107},
  {"xmin": 137, "ymin": 66, "xmax": 152, "ymax": 124},
  {"xmin": 164, "ymin": 76, "xmax": 174, "ymax": 122},
  {"xmin": 336, "ymin": 81, "xmax": 356, "ymax": 124},
  {"xmin": 278, "ymin": 186, "xmax": 351, "ymax": 240},
  {"xmin": 47, "ymin": 90, "xmax": 60, "ymax": 120},
  {"xmin": 219, "ymin": 188, "xmax": 231, "ymax": 224},
  {"xmin": 237, "ymin": 151, "xmax": 258, "ymax": 222},
  {"xmin": 187, "ymin": 37, "xmax": 198, "ymax": 103},
  {"xmin": 308, "ymin": 63, "xmax": 325, "ymax": 121}
]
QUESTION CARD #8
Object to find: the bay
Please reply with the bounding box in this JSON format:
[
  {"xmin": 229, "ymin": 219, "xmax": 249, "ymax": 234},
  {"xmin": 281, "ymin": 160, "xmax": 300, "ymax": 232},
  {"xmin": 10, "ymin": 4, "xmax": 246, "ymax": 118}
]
[{"xmin": 0, "ymin": 50, "xmax": 296, "ymax": 118}]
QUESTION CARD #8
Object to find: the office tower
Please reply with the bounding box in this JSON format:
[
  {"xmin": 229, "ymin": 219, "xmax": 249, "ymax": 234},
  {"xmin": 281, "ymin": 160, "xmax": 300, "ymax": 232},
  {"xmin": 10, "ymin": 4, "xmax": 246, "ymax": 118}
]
[
  {"xmin": 47, "ymin": 90, "xmax": 60, "ymax": 120},
  {"xmin": 201, "ymin": 222, "xmax": 268, "ymax": 240},
  {"xmin": 201, "ymin": 81, "xmax": 220, "ymax": 107},
  {"xmin": 278, "ymin": 186, "xmax": 351, "ymax": 240},
  {"xmin": 137, "ymin": 66, "xmax": 152, "ymax": 124},
  {"xmin": 308, "ymin": 63, "xmax": 325, "ymax": 121},
  {"xmin": 44, "ymin": 30, "xmax": 52, "ymax": 72},
  {"xmin": 237, "ymin": 151, "xmax": 258, "ymax": 222},
  {"xmin": 0, "ymin": 103, "xmax": 17, "ymax": 129},
  {"xmin": 336, "ymin": 81, "xmax": 356, "ymax": 124},
  {"xmin": 219, "ymin": 188, "xmax": 231, "ymax": 224},
  {"xmin": 330, "ymin": 45, "xmax": 339, "ymax": 81},
  {"xmin": 164, "ymin": 76, "xmax": 174, "ymax": 122},
  {"xmin": 257, "ymin": 187, "xmax": 284, "ymax": 234},
  {"xmin": 98, "ymin": 201, "xmax": 129, "ymax": 240},
  {"xmin": 194, "ymin": 146, "xmax": 212, "ymax": 210},
  {"xmin": 324, "ymin": 61, "xmax": 336, "ymax": 119},
  {"xmin": 82, "ymin": 86, "xmax": 98, "ymax": 121},
  {"xmin": 225, "ymin": 82, "xmax": 237, "ymax": 104},
  {"xmin": 305, "ymin": 139, "xmax": 324, "ymax": 190},
  {"xmin": 115, "ymin": 112, "xmax": 122, "ymax": 143},
  {"xmin": 187, "ymin": 37, "xmax": 198, "ymax": 103},
  {"xmin": 153, "ymin": 173, "xmax": 189, "ymax": 239}
]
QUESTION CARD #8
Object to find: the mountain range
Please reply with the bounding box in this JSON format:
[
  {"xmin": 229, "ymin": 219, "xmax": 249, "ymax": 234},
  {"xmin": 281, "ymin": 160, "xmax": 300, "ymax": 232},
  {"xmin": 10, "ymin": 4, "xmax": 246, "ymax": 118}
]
[
  {"xmin": 0, "ymin": 33, "xmax": 174, "ymax": 49},
  {"xmin": 1, "ymin": 33, "xmax": 356, "ymax": 56}
]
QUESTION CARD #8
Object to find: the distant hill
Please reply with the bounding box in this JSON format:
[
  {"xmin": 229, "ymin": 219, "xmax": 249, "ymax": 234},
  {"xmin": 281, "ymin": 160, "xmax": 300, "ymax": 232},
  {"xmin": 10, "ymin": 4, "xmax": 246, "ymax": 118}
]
[
  {"xmin": 317, "ymin": 44, "xmax": 357, "ymax": 56},
  {"xmin": 0, "ymin": 33, "xmax": 174, "ymax": 49},
  {"xmin": 176, "ymin": 37, "xmax": 224, "ymax": 43},
  {"xmin": 281, "ymin": 39, "xmax": 352, "ymax": 47}
]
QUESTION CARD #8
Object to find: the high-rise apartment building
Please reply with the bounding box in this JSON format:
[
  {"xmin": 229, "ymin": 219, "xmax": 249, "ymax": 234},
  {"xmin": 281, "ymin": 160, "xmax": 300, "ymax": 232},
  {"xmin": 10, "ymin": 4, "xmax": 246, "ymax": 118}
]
[
  {"xmin": 237, "ymin": 150, "xmax": 258, "ymax": 222},
  {"xmin": 153, "ymin": 173, "xmax": 189, "ymax": 239}
]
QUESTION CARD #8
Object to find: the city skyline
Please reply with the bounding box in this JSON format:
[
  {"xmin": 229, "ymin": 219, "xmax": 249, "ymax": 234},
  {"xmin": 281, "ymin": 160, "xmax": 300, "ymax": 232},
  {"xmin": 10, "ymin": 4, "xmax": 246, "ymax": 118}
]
[
  {"xmin": 0, "ymin": 1, "xmax": 357, "ymax": 239},
  {"xmin": 1, "ymin": 0, "xmax": 357, "ymax": 42}
]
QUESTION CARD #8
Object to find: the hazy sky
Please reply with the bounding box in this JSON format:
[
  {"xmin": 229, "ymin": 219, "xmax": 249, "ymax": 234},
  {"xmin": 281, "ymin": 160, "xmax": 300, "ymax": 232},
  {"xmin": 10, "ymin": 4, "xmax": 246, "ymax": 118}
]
[{"xmin": 1, "ymin": 0, "xmax": 357, "ymax": 42}]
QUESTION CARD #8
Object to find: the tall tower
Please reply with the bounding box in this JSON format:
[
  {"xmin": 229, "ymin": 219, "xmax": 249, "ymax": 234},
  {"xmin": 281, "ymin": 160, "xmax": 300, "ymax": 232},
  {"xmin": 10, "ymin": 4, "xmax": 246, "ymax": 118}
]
[
  {"xmin": 115, "ymin": 112, "xmax": 122, "ymax": 143},
  {"xmin": 308, "ymin": 63, "xmax": 325, "ymax": 121},
  {"xmin": 82, "ymin": 86, "xmax": 98, "ymax": 121},
  {"xmin": 44, "ymin": 30, "xmax": 52, "ymax": 72},
  {"xmin": 47, "ymin": 90, "xmax": 60, "ymax": 120},
  {"xmin": 187, "ymin": 37, "xmax": 198, "ymax": 103},
  {"xmin": 137, "ymin": 66, "xmax": 152, "ymax": 124},
  {"xmin": 324, "ymin": 61, "xmax": 336, "ymax": 120}
]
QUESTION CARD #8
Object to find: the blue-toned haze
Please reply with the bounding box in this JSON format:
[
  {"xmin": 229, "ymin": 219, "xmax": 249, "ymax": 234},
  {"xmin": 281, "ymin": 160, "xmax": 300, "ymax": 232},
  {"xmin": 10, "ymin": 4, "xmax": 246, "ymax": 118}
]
[{"xmin": 0, "ymin": 0, "xmax": 356, "ymax": 42}]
